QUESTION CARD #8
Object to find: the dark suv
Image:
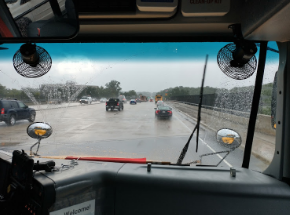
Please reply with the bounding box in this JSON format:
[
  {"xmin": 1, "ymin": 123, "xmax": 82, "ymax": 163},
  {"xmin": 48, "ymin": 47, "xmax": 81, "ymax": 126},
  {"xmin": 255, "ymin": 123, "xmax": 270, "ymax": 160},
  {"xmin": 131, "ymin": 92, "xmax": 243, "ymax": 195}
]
[
  {"xmin": 0, "ymin": 99, "xmax": 36, "ymax": 126},
  {"xmin": 106, "ymin": 98, "xmax": 124, "ymax": 111}
]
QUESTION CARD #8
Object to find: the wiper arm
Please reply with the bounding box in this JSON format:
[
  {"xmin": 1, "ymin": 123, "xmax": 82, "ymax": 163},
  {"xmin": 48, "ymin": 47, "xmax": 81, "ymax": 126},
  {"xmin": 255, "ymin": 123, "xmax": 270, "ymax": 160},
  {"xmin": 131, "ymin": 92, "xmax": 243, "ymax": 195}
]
[{"xmin": 176, "ymin": 55, "xmax": 208, "ymax": 165}]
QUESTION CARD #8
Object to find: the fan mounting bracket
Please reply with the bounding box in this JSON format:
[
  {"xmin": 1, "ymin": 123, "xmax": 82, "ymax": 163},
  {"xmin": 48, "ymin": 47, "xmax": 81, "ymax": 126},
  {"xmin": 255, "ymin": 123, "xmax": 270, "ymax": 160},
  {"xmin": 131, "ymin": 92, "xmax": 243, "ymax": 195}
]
[{"xmin": 228, "ymin": 23, "xmax": 243, "ymax": 41}]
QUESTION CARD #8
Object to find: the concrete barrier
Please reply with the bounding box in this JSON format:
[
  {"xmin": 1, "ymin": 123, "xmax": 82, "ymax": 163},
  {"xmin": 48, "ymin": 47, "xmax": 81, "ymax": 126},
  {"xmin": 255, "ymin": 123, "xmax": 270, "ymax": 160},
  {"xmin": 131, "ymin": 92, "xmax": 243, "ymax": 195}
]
[
  {"xmin": 30, "ymin": 102, "xmax": 100, "ymax": 111},
  {"xmin": 175, "ymin": 101, "xmax": 276, "ymax": 136}
]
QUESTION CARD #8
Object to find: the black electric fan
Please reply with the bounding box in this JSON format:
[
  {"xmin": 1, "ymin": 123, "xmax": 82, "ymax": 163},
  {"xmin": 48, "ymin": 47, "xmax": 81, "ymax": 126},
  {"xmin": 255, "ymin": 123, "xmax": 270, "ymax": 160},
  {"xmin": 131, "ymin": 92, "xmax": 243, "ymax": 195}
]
[
  {"xmin": 13, "ymin": 43, "xmax": 52, "ymax": 78},
  {"xmin": 217, "ymin": 42, "xmax": 258, "ymax": 80}
]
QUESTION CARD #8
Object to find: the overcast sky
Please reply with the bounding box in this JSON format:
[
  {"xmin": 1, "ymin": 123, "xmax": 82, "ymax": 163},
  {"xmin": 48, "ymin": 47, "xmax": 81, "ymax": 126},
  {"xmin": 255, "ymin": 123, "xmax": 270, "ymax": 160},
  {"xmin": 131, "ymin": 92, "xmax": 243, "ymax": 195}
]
[{"xmin": 0, "ymin": 42, "xmax": 279, "ymax": 93}]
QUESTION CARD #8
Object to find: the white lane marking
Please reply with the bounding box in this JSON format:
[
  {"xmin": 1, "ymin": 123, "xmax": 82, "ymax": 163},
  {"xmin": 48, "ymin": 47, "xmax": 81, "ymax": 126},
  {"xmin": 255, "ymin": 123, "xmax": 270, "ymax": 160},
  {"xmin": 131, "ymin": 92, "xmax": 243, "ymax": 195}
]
[
  {"xmin": 0, "ymin": 150, "xmax": 12, "ymax": 157},
  {"xmin": 173, "ymin": 113, "xmax": 232, "ymax": 167},
  {"xmin": 80, "ymin": 123, "xmax": 97, "ymax": 130}
]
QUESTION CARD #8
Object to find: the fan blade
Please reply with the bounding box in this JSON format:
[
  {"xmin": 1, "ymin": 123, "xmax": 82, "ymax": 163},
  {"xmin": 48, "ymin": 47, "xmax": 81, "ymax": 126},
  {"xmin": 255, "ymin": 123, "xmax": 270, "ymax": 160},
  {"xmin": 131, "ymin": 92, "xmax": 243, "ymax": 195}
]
[
  {"xmin": 217, "ymin": 43, "xmax": 257, "ymax": 80},
  {"xmin": 256, "ymin": 44, "xmax": 279, "ymax": 53}
]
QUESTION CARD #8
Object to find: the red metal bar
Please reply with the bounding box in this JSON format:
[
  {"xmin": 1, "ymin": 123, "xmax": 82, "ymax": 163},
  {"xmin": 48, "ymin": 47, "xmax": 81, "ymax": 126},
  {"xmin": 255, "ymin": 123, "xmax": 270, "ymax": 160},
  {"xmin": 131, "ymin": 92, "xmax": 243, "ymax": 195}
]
[{"xmin": 65, "ymin": 156, "xmax": 147, "ymax": 164}]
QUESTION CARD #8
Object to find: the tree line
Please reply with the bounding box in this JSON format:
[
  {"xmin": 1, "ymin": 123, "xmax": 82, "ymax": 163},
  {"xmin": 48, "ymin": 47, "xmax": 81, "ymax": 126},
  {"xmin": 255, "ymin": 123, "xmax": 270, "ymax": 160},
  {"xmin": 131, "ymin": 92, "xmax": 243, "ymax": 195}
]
[
  {"xmin": 0, "ymin": 80, "xmax": 273, "ymax": 110},
  {"xmin": 156, "ymin": 84, "xmax": 273, "ymax": 100},
  {"xmin": 156, "ymin": 83, "xmax": 273, "ymax": 115},
  {"xmin": 0, "ymin": 80, "xmax": 139, "ymax": 102}
]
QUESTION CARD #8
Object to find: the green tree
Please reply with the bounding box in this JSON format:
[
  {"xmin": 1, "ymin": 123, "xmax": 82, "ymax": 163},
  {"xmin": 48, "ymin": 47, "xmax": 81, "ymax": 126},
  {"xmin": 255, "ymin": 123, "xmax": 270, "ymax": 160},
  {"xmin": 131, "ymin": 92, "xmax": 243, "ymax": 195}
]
[
  {"xmin": 0, "ymin": 84, "xmax": 6, "ymax": 98},
  {"xmin": 105, "ymin": 80, "xmax": 122, "ymax": 97},
  {"xmin": 122, "ymin": 90, "xmax": 137, "ymax": 98}
]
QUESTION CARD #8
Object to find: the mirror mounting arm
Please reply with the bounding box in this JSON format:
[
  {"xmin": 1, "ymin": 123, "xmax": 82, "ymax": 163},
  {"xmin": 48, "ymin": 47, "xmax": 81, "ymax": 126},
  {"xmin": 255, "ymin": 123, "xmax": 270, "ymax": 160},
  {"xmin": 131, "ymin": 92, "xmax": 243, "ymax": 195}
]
[
  {"xmin": 30, "ymin": 138, "xmax": 41, "ymax": 156},
  {"xmin": 198, "ymin": 150, "xmax": 231, "ymax": 167}
]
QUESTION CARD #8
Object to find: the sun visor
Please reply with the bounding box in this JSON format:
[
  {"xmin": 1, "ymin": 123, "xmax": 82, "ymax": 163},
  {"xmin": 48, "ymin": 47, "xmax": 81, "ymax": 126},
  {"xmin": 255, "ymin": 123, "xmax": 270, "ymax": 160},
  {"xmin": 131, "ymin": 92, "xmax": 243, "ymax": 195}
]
[{"xmin": 181, "ymin": 0, "xmax": 230, "ymax": 17}]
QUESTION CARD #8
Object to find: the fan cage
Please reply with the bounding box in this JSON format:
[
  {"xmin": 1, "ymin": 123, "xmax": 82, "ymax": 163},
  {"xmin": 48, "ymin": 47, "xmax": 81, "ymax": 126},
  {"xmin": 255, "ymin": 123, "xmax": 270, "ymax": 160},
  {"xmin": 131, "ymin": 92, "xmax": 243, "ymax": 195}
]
[
  {"xmin": 13, "ymin": 46, "xmax": 52, "ymax": 78},
  {"xmin": 217, "ymin": 43, "xmax": 257, "ymax": 80}
]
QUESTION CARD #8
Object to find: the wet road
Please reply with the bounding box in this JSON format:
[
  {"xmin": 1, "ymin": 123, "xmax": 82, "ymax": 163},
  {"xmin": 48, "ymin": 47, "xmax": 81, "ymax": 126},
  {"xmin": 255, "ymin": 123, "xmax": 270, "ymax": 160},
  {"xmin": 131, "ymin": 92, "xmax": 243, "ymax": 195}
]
[{"xmin": 0, "ymin": 101, "xmax": 268, "ymax": 171}]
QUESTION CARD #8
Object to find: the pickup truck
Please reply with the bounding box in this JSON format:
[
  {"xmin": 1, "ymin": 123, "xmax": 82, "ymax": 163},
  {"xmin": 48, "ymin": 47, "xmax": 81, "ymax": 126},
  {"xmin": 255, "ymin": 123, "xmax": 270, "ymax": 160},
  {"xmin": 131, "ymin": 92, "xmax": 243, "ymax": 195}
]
[
  {"xmin": 79, "ymin": 96, "xmax": 92, "ymax": 104},
  {"xmin": 106, "ymin": 98, "xmax": 124, "ymax": 111}
]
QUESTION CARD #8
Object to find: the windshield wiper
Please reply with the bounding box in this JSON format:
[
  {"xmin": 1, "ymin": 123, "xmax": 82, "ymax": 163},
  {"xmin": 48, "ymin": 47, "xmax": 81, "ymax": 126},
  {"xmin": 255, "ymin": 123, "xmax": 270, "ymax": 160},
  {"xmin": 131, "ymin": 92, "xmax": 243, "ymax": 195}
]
[{"xmin": 176, "ymin": 55, "xmax": 208, "ymax": 165}]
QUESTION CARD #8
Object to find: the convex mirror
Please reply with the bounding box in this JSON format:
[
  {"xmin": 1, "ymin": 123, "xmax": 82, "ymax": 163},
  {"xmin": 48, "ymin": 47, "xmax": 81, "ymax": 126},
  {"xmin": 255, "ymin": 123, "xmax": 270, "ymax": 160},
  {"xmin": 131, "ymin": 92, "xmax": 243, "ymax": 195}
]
[
  {"xmin": 27, "ymin": 122, "xmax": 52, "ymax": 139},
  {"xmin": 0, "ymin": 0, "xmax": 78, "ymax": 39},
  {"xmin": 216, "ymin": 128, "xmax": 241, "ymax": 150}
]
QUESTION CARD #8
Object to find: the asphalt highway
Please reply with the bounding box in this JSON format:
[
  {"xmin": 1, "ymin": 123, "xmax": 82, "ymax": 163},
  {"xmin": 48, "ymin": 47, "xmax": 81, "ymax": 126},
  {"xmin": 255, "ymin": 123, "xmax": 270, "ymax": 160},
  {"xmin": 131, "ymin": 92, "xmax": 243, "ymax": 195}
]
[{"xmin": 0, "ymin": 101, "xmax": 269, "ymax": 172}]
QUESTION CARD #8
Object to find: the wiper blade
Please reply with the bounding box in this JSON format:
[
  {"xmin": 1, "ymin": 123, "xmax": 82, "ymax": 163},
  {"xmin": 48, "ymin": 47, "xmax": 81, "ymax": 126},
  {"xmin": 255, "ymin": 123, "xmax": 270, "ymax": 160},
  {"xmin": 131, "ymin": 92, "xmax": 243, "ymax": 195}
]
[{"xmin": 176, "ymin": 55, "xmax": 208, "ymax": 165}]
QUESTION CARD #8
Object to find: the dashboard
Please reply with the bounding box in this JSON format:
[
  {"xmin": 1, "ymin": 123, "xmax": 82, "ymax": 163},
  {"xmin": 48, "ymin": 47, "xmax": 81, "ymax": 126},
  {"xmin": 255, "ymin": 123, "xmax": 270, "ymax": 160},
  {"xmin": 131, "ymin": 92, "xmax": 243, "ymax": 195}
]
[{"xmin": 1, "ymin": 151, "xmax": 290, "ymax": 215}]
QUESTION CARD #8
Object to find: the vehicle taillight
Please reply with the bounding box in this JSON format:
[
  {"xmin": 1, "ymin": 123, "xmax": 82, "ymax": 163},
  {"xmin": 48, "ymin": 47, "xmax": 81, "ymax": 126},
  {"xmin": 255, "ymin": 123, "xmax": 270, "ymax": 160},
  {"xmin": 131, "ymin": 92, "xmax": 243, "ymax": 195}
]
[
  {"xmin": 117, "ymin": 102, "xmax": 119, "ymax": 106},
  {"xmin": 167, "ymin": 111, "xmax": 172, "ymax": 114},
  {"xmin": 1, "ymin": 108, "xmax": 4, "ymax": 115},
  {"xmin": 156, "ymin": 110, "xmax": 160, "ymax": 114},
  {"xmin": 106, "ymin": 102, "xmax": 107, "ymax": 105}
]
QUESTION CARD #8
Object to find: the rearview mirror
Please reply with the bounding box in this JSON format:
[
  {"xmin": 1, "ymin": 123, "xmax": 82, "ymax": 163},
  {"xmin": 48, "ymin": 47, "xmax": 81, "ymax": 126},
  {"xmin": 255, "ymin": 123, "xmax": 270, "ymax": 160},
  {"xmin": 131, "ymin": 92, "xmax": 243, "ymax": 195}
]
[
  {"xmin": 0, "ymin": 0, "xmax": 79, "ymax": 40},
  {"xmin": 27, "ymin": 122, "xmax": 52, "ymax": 139},
  {"xmin": 216, "ymin": 129, "xmax": 241, "ymax": 150},
  {"xmin": 271, "ymin": 72, "xmax": 277, "ymax": 129}
]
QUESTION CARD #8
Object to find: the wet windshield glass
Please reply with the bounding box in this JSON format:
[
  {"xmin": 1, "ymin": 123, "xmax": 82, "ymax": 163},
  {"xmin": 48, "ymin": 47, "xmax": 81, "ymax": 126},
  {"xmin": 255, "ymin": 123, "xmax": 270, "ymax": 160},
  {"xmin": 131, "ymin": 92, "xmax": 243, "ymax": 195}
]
[{"xmin": 0, "ymin": 42, "xmax": 279, "ymax": 171}]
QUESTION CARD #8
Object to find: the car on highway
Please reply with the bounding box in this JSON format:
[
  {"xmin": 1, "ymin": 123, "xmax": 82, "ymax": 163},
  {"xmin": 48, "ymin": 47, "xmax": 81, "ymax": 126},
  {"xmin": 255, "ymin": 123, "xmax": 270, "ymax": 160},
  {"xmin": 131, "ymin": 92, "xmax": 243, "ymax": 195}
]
[
  {"xmin": 0, "ymin": 99, "xmax": 36, "ymax": 126},
  {"xmin": 118, "ymin": 95, "xmax": 127, "ymax": 103},
  {"xmin": 156, "ymin": 100, "xmax": 164, "ymax": 107},
  {"xmin": 79, "ymin": 96, "xmax": 92, "ymax": 104},
  {"xmin": 155, "ymin": 106, "xmax": 172, "ymax": 119},
  {"xmin": 106, "ymin": 98, "xmax": 124, "ymax": 111},
  {"xmin": 149, "ymin": 98, "xmax": 153, "ymax": 102},
  {"xmin": 100, "ymin": 98, "xmax": 107, "ymax": 103},
  {"xmin": 130, "ymin": 99, "xmax": 137, "ymax": 105}
]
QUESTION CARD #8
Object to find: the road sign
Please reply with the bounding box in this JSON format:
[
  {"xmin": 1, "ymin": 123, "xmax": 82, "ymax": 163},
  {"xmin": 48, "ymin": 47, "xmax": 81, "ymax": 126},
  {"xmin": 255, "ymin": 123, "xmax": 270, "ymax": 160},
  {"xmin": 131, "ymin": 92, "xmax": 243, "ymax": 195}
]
[{"xmin": 165, "ymin": 93, "xmax": 168, "ymax": 96}]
